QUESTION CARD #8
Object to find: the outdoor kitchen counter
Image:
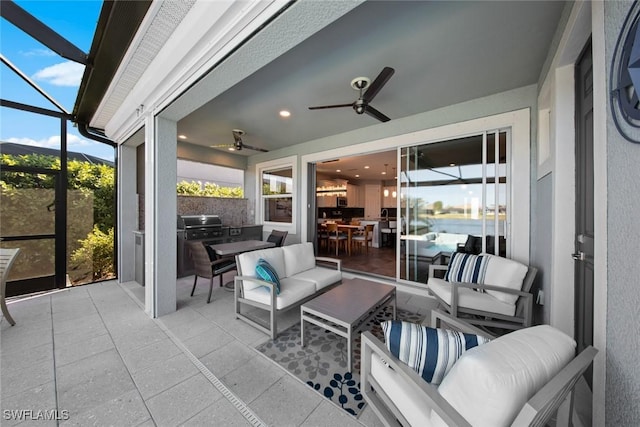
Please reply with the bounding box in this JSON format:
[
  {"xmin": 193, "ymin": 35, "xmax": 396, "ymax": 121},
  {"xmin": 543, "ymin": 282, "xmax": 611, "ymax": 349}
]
[{"xmin": 221, "ymin": 224, "xmax": 263, "ymax": 243}]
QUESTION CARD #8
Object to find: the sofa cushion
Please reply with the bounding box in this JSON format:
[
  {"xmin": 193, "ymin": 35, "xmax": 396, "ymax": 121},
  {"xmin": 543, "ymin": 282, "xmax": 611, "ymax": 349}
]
[
  {"xmin": 282, "ymin": 242, "xmax": 316, "ymax": 277},
  {"xmin": 381, "ymin": 320, "xmax": 490, "ymax": 385},
  {"xmin": 435, "ymin": 325, "xmax": 576, "ymax": 427},
  {"xmin": 290, "ymin": 267, "xmax": 341, "ymax": 291},
  {"xmin": 428, "ymin": 278, "xmax": 516, "ymax": 317},
  {"xmin": 236, "ymin": 247, "xmax": 286, "ymax": 291},
  {"xmin": 444, "ymin": 252, "xmax": 489, "ymax": 289},
  {"xmin": 242, "ymin": 277, "xmax": 316, "ymax": 310},
  {"xmin": 483, "ymin": 255, "xmax": 528, "ymax": 305},
  {"xmin": 255, "ymin": 258, "xmax": 281, "ymax": 294}
]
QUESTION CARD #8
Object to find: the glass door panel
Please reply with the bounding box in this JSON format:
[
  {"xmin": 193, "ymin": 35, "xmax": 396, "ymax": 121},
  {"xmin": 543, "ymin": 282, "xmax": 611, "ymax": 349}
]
[{"xmin": 399, "ymin": 131, "xmax": 509, "ymax": 284}]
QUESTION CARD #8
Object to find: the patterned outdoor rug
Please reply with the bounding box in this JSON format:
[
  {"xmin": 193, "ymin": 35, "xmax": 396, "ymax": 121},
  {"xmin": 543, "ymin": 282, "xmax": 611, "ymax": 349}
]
[{"xmin": 255, "ymin": 306, "xmax": 424, "ymax": 417}]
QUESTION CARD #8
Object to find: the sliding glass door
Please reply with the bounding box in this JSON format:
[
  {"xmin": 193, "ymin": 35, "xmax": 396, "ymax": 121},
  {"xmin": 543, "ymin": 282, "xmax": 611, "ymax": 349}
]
[{"xmin": 399, "ymin": 130, "xmax": 509, "ymax": 283}]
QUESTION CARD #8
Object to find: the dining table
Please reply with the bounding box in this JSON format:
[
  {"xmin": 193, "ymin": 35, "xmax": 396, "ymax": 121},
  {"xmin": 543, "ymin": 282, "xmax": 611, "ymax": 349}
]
[
  {"xmin": 207, "ymin": 239, "xmax": 276, "ymax": 289},
  {"xmin": 322, "ymin": 223, "xmax": 364, "ymax": 256}
]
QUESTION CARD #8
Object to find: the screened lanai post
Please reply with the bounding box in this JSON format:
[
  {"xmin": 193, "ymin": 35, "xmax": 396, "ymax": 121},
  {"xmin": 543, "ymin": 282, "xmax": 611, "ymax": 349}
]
[{"xmin": 308, "ymin": 163, "xmax": 318, "ymax": 251}]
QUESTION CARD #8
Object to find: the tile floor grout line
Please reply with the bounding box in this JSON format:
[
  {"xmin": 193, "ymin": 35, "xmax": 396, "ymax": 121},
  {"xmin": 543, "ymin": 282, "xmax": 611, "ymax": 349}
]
[
  {"xmin": 48, "ymin": 294, "xmax": 61, "ymax": 427},
  {"xmin": 118, "ymin": 282, "xmax": 268, "ymax": 427}
]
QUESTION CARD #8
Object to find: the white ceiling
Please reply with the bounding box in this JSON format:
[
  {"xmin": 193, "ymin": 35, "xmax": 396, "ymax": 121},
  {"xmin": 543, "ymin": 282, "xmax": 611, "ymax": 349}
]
[{"xmin": 176, "ymin": 1, "xmax": 567, "ymax": 177}]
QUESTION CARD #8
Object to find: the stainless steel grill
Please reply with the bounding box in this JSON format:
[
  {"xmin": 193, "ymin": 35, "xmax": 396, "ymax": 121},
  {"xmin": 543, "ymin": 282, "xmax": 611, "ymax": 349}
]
[
  {"xmin": 177, "ymin": 214, "xmax": 223, "ymax": 240},
  {"xmin": 177, "ymin": 215, "xmax": 224, "ymax": 277}
]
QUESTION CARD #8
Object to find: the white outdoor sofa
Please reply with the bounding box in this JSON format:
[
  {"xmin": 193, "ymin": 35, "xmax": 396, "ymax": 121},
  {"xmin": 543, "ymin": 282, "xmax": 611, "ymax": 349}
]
[
  {"xmin": 234, "ymin": 242, "xmax": 342, "ymax": 339},
  {"xmin": 361, "ymin": 309, "xmax": 598, "ymax": 427}
]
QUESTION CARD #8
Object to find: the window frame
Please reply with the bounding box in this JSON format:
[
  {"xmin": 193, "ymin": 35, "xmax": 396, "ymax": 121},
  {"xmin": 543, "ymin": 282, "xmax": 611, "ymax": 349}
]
[{"xmin": 256, "ymin": 155, "xmax": 297, "ymax": 234}]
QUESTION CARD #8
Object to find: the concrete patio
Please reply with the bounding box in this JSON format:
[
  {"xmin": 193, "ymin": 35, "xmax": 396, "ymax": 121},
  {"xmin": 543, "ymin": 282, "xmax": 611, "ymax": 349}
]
[{"xmin": 1, "ymin": 274, "xmax": 436, "ymax": 426}]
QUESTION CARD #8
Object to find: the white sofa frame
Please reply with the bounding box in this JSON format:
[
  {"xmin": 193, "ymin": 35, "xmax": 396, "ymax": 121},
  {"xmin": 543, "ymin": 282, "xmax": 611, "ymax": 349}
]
[
  {"xmin": 361, "ymin": 309, "xmax": 598, "ymax": 427},
  {"xmin": 428, "ymin": 263, "xmax": 538, "ymax": 330},
  {"xmin": 234, "ymin": 256, "xmax": 341, "ymax": 340}
]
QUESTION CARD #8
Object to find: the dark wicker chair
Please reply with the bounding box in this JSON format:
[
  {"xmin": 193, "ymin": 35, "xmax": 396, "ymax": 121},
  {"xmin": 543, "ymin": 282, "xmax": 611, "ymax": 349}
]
[{"xmin": 188, "ymin": 241, "xmax": 236, "ymax": 303}]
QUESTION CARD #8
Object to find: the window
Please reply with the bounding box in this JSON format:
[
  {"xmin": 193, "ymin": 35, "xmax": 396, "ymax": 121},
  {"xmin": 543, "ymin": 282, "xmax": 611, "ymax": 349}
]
[{"xmin": 258, "ymin": 156, "xmax": 296, "ymax": 228}]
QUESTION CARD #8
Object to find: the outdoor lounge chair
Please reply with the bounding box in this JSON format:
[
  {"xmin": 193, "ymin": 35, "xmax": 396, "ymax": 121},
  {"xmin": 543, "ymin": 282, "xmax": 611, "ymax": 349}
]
[
  {"xmin": 1, "ymin": 248, "xmax": 20, "ymax": 326},
  {"xmin": 361, "ymin": 309, "xmax": 598, "ymax": 427},
  {"xmin": 427, "ymin": 252, "xmax": 537, "ymax": 331}
]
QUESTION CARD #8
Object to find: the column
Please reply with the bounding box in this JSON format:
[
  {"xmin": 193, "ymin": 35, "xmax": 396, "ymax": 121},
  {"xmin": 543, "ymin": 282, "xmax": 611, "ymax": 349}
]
[{"xmin": 144, "ymin": 114, "xmax": 177, "ymax": 317}]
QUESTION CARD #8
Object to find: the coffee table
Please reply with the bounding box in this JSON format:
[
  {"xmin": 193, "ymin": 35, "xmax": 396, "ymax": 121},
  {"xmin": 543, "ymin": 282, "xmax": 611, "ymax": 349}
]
[{"xmin": 300, "ymin": 278, "xmax": 396, "ymax": 372}]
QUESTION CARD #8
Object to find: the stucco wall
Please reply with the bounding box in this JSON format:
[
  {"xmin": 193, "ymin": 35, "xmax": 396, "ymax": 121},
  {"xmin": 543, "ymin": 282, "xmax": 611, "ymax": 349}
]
[{"xmin": 605, "ymin": 1, "xmax": 640, "ymax": 425}]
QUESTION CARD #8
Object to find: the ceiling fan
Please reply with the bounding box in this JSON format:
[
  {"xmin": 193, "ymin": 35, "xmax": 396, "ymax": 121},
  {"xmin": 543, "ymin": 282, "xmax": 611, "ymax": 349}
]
[
  {"xmin": 308, "ymin": 66, "xmax": 395, "ymax": 122},
  {"xmin": 211, "ymin": 129, "xmax": 268, "ymax": 152}
]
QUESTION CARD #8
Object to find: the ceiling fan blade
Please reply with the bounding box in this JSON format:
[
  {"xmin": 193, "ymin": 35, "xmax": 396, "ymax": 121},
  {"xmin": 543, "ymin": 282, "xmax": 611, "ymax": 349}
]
[
  {"xmin": 363, "ymin": 67, "xmax": 395, "ymax": 103},
  {"xmin": 308, "ymin": 103, "xmax": 353, "ymax": 110},
  {"xmin": 242, "ymin": 144, "xmax": 269, "ymax": 153},
  {"xmin": 365, "ymin": 105, "xmax": 391, "ymax": 122}
]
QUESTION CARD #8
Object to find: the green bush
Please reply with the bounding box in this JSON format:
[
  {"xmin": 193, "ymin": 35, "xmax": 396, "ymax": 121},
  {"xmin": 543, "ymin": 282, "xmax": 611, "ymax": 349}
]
[
  {"xmin": 177, "ymin": 180, "xmax": 243, "ymax": 197},
  {"xmin": 70, "ymin": 226, "xmax": 115, "ymax": 281}
]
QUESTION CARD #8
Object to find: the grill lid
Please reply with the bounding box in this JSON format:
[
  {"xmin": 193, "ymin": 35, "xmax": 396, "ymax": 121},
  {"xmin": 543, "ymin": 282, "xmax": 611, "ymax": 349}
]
[{"xmin": 177, "ymin": 215, "xmax": 222, "ymax": 229}]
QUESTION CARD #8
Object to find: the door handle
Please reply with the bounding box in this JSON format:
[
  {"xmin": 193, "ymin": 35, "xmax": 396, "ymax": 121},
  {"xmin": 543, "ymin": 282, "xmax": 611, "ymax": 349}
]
[{"xmin": 572, "ymin": 252, "xmax": 585, "ymax": 261}]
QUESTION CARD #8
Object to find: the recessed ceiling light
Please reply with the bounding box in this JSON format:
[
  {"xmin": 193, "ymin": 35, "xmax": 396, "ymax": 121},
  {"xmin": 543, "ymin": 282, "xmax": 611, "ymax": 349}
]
[
  {"xmin": 381, "ymin": 171, "xmax": 386, "ymax": 175},
  {"xmin": 336, "ymin": 169, "xmax": 341, "ymax": 172},
  {"xmin": 279, "ymin": 110, "xmax": 291, "ymax": 118},
  {"xmin": 449, "ymin": 163, "xmax": 456, "ymax": 167},
  {"xmin": 355, "ymin": 174, "xmax": 360, "ymax": 178},
  {"xmin": 178, "ymin": 135, "xmax": 187, "ymax": 139},
  {"xmin": 364, "ymin": 165, "xmax": 370, "ymax": 169}
]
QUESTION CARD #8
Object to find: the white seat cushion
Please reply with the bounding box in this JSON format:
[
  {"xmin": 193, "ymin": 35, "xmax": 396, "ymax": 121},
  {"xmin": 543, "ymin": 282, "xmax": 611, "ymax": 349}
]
[
  {"xmin": 427, "ymin": 278, "xmax": 515, "ymax": 317},
  {"xmin": 282, "ymin": 242, "xmax": 316, "ymax": 277},
  {"xmin": 371, "ymin": 354, "xmax": 434, "ymax": 426},
  {"xmin": 237, "ymin": 248, "xmax": 286, "ymax": 291},
  {"xmin": 291, "ymin": 267, "xmax": 341, "ymax": 290},
  {"xmin": 435, "ymin": 325, "xmax": 576, "ymax": 427},
  {"xmin": 242, "ymin": 277, "xmax": 316, "ymax": 310}
]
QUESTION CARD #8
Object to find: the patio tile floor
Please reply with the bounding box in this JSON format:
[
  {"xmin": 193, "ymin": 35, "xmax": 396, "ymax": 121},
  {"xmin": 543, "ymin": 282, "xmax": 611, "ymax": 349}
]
[{"xmin": 1, "ymin": 273, "xmax": 436, "ymax": 426}]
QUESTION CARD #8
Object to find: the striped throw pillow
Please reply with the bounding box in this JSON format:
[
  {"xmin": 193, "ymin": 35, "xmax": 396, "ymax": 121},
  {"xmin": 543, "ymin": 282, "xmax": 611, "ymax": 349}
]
[
  {"xmin": 255, "ymin": 258, "xmax": 281, "ymax": 294},
  {"xmin": 381, "ymin": 320, "xmax": 490, "ymax": 385},
  {"xmin": 444, "ymin": 252, "xmax": 489, "ymax": 291}
]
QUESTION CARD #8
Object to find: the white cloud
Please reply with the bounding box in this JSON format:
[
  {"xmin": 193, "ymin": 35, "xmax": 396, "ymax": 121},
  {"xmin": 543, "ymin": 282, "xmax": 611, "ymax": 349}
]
[
  {"xmin": 32, "ymin": 61, "xmax": 84, "ymax": 87},
  {"xmin": 7, "ymin": 134, "xmax": 91, "ymax": 149},
  {"xmin": 20, "ymin": 48, "xmax": 56, "ymax": 57}
]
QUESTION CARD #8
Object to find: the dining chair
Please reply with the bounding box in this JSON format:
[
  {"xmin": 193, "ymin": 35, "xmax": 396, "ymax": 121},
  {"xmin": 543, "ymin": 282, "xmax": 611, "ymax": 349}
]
[
  {"xmin": 266, "ymin": 229, "xmax": 288, "ymax": 247},
  {"xmin": 188, "ymin": 241, "xmax": 237, "ymax": 303},
  {"xmin": 326, "ymin": 222, "xmax": 347, "ymax": 256},
  {"xmin": 380, "ymin": 220, "xmax": 397, "ymax": 246},
  {"xmin": 352, "ymin": 224, "xmax": 374, "ymax": 254}
]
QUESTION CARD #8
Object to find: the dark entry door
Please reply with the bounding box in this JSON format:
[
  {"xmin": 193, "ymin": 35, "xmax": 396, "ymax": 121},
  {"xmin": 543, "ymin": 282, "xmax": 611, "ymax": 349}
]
[
  {"xmin": 574, "ymin": 41, "xmax": 594, "ymax": 386},
  {"xmin": 0, "ymin": 166, "xmax": 66, "ymax": 295}
]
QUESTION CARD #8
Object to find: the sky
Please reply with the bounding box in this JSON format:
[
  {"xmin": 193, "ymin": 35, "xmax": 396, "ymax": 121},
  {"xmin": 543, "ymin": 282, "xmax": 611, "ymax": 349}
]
[{"xmin": 0, "ymin": 0, "xmax": 115, "ymax": 161}]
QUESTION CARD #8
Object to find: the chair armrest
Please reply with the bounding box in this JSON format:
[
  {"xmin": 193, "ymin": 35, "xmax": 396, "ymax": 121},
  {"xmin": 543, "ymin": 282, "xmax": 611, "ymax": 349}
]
[
  {"xmin": 429, "ymin": 264, "xmax": 448, "ymax": 278},
  {"xmin": 430, "ymin": 309, "xmax": 496, "ymax": 339},
  {"xmin": 451, "ymin": 282, "xmax": 533, "ymax": 298},
  {"xmin": 360, "ymin": 331, "xmax": 472, "ymax": 427},
  {"xmin": 234, "ymin": 275, "xmax": 277, "ymax": 306},
  {"xmin": 315, "ymin": 256, "xmax": 342, "ymax": 271}
]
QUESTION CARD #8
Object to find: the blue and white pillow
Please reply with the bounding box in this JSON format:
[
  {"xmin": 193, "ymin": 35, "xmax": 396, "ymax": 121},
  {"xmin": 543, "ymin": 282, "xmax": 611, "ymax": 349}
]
[
  {"xmin": 380, "ymin": 320, "xmax": 490, "ymax": 385},
  {"xmin": 444, "ymin": 252, "xmax": 489, "ymax": 292},
  {"xmin": 255, "ymin": 258, "xmax": 281, "ymax": 294}
]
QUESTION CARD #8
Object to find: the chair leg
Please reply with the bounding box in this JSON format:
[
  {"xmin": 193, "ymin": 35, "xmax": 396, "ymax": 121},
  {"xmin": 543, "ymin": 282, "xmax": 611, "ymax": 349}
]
[
  {"xmin": 1, "ymin": 298, "xmax": 16, "ymax": 326},
  {"xmin": 207, "ymin": 277, "xmax": 214, "ymax": 303},
  {"xmin": 191, "ymin": 275, "xmax": 198, "ymax": 296}
]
